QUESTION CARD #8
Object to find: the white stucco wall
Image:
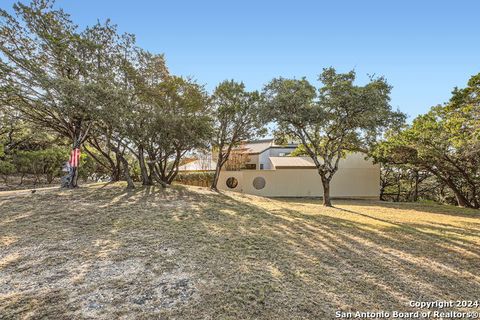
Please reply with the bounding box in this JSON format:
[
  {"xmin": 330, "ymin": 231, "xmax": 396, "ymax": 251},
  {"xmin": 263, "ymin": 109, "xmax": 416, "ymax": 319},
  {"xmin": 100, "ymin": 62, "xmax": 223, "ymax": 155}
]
[
  {"xmin": 218, "ymin": 153, "xmax": 380, "ymax": 199},
  {"xmin": 258, "ymin": 151, "xmax": 271, "ymax": 169},
  {"xmin": 257, "ymin": 147, "xmax": 296, "ymax": 169}
]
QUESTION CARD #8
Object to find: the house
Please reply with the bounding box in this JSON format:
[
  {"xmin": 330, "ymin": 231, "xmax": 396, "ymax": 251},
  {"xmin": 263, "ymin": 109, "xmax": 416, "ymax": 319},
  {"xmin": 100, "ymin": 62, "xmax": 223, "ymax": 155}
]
[{"xmin": 178, "ymin": 139, "xmax": 380, "ymax": 199}]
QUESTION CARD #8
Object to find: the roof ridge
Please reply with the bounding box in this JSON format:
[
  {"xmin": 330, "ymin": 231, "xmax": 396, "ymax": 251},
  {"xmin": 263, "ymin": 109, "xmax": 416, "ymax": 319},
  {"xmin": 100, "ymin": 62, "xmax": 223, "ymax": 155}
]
[{"xmin": 243, "ymin": 138, "xmax": 274, "ymax": 144}]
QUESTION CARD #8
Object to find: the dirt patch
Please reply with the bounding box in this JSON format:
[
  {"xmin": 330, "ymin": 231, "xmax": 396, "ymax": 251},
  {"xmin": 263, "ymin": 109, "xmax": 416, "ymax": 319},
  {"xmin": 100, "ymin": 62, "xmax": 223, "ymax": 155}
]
[{"xmin": 0, "ymin": 183, "xmax": 479, "ymax": 319}]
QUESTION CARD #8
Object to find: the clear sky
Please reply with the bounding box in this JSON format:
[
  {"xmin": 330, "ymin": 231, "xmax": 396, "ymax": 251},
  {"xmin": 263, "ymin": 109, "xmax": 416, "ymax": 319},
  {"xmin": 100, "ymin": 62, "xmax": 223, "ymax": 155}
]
[{"xmin": 3, "ymin": 0, "xmax": 480, "ymax": 120}]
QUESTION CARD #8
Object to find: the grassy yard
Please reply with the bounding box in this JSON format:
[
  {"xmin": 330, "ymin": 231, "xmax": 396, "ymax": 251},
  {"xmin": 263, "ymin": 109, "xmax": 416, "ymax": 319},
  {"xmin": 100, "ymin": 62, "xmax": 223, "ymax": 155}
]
[{"xmin": 1, "ymin": 183, "xmax": 479, "ymax": 319}]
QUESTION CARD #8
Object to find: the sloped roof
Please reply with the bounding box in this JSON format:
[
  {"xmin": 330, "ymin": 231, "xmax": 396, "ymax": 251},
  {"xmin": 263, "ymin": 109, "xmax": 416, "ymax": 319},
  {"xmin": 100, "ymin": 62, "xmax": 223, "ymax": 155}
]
[
  {"xmin": 242, "ymin": 139, "xmax": 274, "ymax": 154},
  {"xmin": 232, "ymin": 139, "xmax": 300, "ymax": 155},
  {"xmin": 178, "ymin": 159, "xmax": 216, "ymax": 171},
  {"xmin": 269, "ymin": 156, "xmax": 317, "ymax": 169}
]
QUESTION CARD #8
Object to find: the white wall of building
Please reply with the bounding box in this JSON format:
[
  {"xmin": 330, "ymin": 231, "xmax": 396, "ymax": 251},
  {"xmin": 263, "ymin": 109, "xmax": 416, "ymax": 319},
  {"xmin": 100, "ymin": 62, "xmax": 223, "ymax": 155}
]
[
  {"xmin": 257, "ymin": 147, "xmax": 296, "ymax": 169},
  {"xmin": 218, "ymin": 152, "xmax": 380, "ymax": 199}
]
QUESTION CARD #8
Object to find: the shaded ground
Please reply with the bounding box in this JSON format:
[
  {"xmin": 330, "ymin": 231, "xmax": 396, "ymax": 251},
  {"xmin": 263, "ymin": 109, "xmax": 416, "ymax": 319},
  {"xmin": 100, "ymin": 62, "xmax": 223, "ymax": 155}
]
[{"xmin": 1, "ymin": 183, "xmax": 479, "ymax": 319}]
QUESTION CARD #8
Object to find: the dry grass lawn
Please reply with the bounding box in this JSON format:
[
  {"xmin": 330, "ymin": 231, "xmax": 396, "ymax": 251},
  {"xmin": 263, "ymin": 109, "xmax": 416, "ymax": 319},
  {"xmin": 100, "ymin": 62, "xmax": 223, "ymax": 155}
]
[{"xmin": 1, "ymin": 183, "xmax": 479, "ymax": 319}]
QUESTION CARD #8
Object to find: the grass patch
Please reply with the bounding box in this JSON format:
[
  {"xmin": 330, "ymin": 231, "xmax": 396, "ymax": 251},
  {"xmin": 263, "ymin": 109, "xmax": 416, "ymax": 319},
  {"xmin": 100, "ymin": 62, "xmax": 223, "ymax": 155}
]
[{"xmin": 1, "ymin": 183, "xmax": 479, "ymax": 319}]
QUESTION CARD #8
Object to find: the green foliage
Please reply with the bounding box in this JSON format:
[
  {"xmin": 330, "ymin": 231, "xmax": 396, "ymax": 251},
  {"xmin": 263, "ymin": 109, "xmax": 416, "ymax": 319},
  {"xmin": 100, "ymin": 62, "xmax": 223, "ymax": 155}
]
[
  {"xmin": 126, "ymin": 73, "xmax": 212, "ymax": 185},
  {"xmin": 0, "ymin": 159, "xmax": 16, "ymax": 178},
  {"xmin": 35, "ymin": 147, "xmax": 67, "ymax": 182},
  {"xmin": 375, "ymin": 73, "xmax": 480, "ymax": 208},
  {"xmin": 211, "ymin": 80, "xmax": 267, "ymax": 150},
  {"xmin": 1, "ymin": 0, "xmax": 477, "ymax": 204},
  {"xmin": 77, "ymin": 151, "xmax": 100, "ymax": 182},
  {"xmin": 0, "ymin": 1, "xmax": 214, "ymax": 188},
  {"xmin": 210, "ymin": 80, "xmax": 267, "ymax": 189},
  {"xmin": 263, "ymin": 68, "xmax": 405, "ymax": 205},
  {"xmin": 7, "ymin": 146, "xmax": 67, "ymax": 183},
  {"xmin": 378, "ymin": 164, "xmax": 450, "ymax": 203},
  {"xmin": 0, "ymin": 1, "xmax": 94, "ymax": 141},
  {"xmin": 174, "ymin": 171, "xmax": 214, "ymax": 187},
  {"xmin": 0, "ymin": 0, "xmax": 136, "ymax": 187},
  {"xmin": 0, "ymin": 105, "xmax": 71, "ymax": 184}
]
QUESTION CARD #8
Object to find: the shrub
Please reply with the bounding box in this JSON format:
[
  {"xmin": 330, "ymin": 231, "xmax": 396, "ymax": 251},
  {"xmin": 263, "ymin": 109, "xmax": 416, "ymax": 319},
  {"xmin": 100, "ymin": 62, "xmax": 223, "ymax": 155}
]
[{"xmin": 174, "ymin": 172, "xmax": 214, "ymax": 187}]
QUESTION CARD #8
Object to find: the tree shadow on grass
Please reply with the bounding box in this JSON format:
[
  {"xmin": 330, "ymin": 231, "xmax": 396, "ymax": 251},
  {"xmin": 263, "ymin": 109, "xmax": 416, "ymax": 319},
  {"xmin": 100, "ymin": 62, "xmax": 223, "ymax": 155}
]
[
  {"xmin": 1, "ymin": 184, "xmax": 479, "ymax": 319},
  {"xmin": 173, "ymin": 191, "xmax": 480, "ymax": 313},
  {"xmin": 277, "ymin": 198, "xmax": 480, "ymax": 218}
]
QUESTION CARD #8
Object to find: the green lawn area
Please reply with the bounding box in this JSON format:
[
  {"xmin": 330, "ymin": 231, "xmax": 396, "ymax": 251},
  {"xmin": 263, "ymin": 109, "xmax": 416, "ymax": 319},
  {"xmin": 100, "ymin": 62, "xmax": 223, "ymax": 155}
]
[{"xmin": 1, "ymin": 183, "xmax": 479, "ymax": 319}]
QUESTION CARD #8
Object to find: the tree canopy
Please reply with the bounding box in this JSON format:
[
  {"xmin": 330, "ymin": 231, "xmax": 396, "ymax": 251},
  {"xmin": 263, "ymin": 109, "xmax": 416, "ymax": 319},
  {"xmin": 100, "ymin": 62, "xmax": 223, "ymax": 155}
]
[
  {"xmin": 0, "ymin": 0, "xmax": 127, "ymax": 186},
  {"xmin": 263, "ymin": 68, "xmax": 405, "ymax": 206},
  {"xmin": 210, "ymin": 80, "xmax": 266, "ymax": 190},
  {"xmin": 0, "ymin": 0, "xmax": 212, "ymax": 189},
  {"xmin": 375, "ymin": 73, "xmax": 480, "ymax": 208}
]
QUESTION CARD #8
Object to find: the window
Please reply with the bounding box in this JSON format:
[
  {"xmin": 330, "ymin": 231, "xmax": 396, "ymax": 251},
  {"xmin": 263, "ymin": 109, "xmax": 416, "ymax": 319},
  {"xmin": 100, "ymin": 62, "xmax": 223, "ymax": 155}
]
[
  {"xmin": 244, "ymin": 164, "xmax": 256, "ymax": 170},
  {"xmin": 253, "ymin": 177, "xmax": 266, "ymax": 190},
  {"xmin": 260, "ymin": 164, "xmax": 264, "ymax": 170},
  {"xmin": 226, "ymin": 177, "xmax": 238, "ymax": 189}
]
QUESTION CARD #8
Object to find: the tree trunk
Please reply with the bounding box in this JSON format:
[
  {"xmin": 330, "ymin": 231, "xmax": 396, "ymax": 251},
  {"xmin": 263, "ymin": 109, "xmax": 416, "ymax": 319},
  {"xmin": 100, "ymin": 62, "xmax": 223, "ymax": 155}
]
[
  {"xmin": 379, "ymin": 179, "xmax": 387, "ymax": 201},
  {"xmin": 110, "ymin": 166, "xmax": 121, "ymax": 182},
  {"xmin": 471, "ymin": 187, "xmax": 479, "ymax": 209},
  {"xmin": 157, "ymin": 178, "xmax": 168, "ymax": 188},
  {"xmin": 137, "ymin": 147, "xmax": 152, "ymax": 185},
  {"xmin": 321, "ymin": 177, "xmax": 332, "ymax": 207},
  {"xmin": 167, "ymin": 166, "xmax": 179, "ymax": 185},
  {"xmin": 139, "ymin": 159, "xmax": 151, "ymax": 185},
  {"xmin": 450, "ymin": 183, "xmax": 472, "ymax": 208},
  {"xmin": 444, "ymin": 178, "xmax": 472, "ymax": 208},
  {"xmin": 454, "ymin": 191, "xmax": 471, "ymax": 208},
  {"xmin": 147, "ymin": 162, "xmax": 158, "ymax": 185},
  {"xmin": 396, "ymin": 183, "xmax": 401, "ymax": 202},
  {"xmin": 66, "ymin": 124, "xmax": 91, "ymax": 189},
  {"xmin": 118, "ymin": 154, "xmax": 135, "ymax": 190},
  {"xmin": 413, "ymin": 170, "xmax": 419, "ymax": 202},
  {"xmin": 46, "ymin": 173, "xmax": 53, "ymax": 184},
  {"xmin": 152, "ymin": 163, "xmax": 171, "ymax": 188},
  {"xmin": 108, "ymin": 144, "xmax": 134, "ymax": 189},
  {"xmin": 429, "ymin": 168, "xmax": 475, "ymax": 208},
  {"xmin": 67, "ymin": 136, "xmax": 82, "ymax": 188},
  {"xmin": 211, "ymin": 159, "xmax": 222, "ymax": 192},
  {"xmin": 69, "ymin": 166, "xmax": 78, "ymax": 188},
  {"xmin": 84, "ymin": 141, "xmax": 120, "ymax": 182}
]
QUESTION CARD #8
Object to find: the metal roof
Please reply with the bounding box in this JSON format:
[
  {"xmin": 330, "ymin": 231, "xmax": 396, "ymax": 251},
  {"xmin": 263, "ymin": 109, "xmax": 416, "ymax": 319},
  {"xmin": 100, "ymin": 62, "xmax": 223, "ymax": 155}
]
[
  {"xmin": 241, "ymin": 139, "xmax": 274, "ymax": 154},
  {"xmin": 241, "ymin": 139, "xmax": 298, "ymax": 154},
  {"xmin": 269, "ymin": 156, "xmax": 317, "ymax": 169}
]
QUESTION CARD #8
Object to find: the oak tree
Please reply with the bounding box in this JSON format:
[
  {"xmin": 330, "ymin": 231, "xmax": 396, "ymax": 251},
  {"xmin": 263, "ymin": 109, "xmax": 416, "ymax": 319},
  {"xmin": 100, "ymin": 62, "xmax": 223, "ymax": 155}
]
[
  {"xmin": 263, "ymin": 68, "xmax": 404, "ymax": 206},
  {"xmin": 210, "ymin": 80, "xmax": 266, "ymax": 191}
]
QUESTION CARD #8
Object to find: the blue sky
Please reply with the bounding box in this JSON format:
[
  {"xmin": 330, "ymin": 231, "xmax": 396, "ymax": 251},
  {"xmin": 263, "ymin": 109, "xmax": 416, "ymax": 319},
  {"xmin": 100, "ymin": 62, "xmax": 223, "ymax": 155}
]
[{"xmin": 3, "ymin": 0, "xmax": 480, "ymax": 120}]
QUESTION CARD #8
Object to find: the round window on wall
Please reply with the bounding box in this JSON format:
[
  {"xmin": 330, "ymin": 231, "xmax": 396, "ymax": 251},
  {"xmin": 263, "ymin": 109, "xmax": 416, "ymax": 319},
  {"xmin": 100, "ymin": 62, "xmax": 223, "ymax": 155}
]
[
  {"xmin": 253, "ymin": 177, "xmax": 266, "ymax": 190},
  {"xmin": 226, "ymin": 177, "xmax": 238, "ymax": 189}
]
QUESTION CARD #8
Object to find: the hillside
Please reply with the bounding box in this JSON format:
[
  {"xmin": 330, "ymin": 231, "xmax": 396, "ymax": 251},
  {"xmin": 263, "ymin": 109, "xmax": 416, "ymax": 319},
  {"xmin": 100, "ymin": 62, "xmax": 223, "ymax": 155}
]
[{"xmin": 1, "ymin": 183, "xmax": 479, "ymax": 319}]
